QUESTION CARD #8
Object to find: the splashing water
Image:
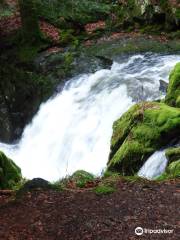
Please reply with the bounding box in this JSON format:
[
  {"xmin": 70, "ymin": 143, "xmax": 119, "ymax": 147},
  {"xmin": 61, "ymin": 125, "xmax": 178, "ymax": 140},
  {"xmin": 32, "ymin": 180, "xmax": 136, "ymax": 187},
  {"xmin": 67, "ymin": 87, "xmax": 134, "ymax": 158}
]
[{"xmin": 0, "ymin": 53, "xmax": 179, "ymax": 181}]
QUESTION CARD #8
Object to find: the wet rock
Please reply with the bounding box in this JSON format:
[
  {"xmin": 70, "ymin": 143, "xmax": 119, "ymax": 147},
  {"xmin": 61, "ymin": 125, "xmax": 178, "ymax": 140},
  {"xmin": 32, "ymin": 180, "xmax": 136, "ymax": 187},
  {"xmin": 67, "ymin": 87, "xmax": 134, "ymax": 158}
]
[
  {"xmin": 95, "ymin": 55, "xmax": 113, "ymax": 69},
  {"xmin": 159, "ymin": 79, "xmax": 168, "ymax": 93},
  {"xmin": 19, "ymin": 178, "xmax": 52, "ymax": 191}
]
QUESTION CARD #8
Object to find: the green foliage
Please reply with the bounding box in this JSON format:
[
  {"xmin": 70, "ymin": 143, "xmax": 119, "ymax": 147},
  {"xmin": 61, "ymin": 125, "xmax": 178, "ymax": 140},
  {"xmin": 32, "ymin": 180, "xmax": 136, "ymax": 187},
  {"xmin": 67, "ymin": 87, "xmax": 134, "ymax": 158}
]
[
  {"xmin": 36, "ymin": 0, "xmax": 110, "ymax": 26},
  {"xmin": 11, "ymin": 178, "xmax": 28, "ymax": 191},
  {"xmin": 60, "ymin": 29, "xmax": 75, "ymax": 44},
  {"xmin": 94, "ymin": 184, "xmax": 115, "ymax": 195},
  {"xmin": 60, "ymin": 30, "xmax": 80, "ymax": 47},
  {"xmin": 0, "ymin": 151, "xmax": 22, "ymax": 189}
]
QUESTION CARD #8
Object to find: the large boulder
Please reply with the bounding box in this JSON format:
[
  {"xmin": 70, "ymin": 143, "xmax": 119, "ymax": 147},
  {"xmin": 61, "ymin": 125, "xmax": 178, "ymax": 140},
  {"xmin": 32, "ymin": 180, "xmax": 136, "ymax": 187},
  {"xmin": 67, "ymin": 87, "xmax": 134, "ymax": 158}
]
[
  {"xmin": 165, "ymin": 62, "xmax": 180, "ymax": 108},
  {"xmin": 107, "ymin": 102, "xmax": 180, "ymax": 175},
  {"xmin": 0, "ymin": 151, "xmax": 22, "ymax": 189}
]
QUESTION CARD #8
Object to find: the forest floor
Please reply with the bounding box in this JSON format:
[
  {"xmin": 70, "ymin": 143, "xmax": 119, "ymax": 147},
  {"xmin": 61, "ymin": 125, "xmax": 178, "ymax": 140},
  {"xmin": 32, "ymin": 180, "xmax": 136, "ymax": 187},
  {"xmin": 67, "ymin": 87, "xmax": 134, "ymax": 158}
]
[{"xmin": 0, "ymin": 179, "xmax": 179, "ymax": 240}]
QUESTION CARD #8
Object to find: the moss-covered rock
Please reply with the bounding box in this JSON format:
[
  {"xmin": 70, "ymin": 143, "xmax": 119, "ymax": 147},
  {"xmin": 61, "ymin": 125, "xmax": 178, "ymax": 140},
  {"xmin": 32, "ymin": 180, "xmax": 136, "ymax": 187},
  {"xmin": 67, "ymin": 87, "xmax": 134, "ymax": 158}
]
[
  {"xmin": 0, "ymin": 151, "xmax": 22, "ymax": 189},
  {"xmin": 108, "ymin": 102, "xmax": 180, "ymax": 175},
  {"xmin": 166, "ymin": 160, "xmax": 180, "ymax": 177},
  {"xmin": 165, "ymin": 62, "xmax": 180, "ymax": 108},
  {"xmin": 165, "ymin": 147, "xmax": 180, "ymax": 163},
  {"xmin": 157, "ymin": 160, "xmax": 180, "ymax": 180}
]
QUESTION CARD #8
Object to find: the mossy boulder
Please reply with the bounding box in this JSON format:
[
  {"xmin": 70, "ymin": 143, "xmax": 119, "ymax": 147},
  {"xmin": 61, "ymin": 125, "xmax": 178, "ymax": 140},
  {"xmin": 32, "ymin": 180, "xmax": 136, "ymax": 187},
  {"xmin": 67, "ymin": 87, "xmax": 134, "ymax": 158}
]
[
  {"xmin": 17, "ymin": 178, "xmax": 53, "ymax": 195},
  {"xmin": 157, "ymin": 160, "xmax": 180, "ymax": 180},
  {"xmin": 165, "ymin": 62, "xmax": 180, "ymax": 108},
  {"xmin": 107, "ymin": 102, "xmax": 180, "ymax": 175},
  {"xmin": 165, "ymin": 147, "xmax": 180, "ymax": 163},
  {"xmin": 166, "ymin": 160, "xmax": 180, "ymax": 178},
  {"xmin": 0, "ymin": 151, "xmax": 22, "ymax": 189}
]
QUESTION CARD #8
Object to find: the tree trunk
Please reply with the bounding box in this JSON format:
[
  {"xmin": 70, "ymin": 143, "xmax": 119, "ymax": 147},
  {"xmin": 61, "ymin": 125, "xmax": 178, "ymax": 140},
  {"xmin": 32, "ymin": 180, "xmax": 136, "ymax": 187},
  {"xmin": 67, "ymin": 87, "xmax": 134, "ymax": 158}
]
[{"xmin": 18, "ymin": 0, "xmax": 42, "ymax": 45}]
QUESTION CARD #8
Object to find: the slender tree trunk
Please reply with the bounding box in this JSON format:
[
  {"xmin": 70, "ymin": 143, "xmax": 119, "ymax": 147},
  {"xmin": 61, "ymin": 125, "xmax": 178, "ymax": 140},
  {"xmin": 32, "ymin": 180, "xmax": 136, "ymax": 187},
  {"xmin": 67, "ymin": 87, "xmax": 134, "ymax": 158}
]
[{"xmin": 18, "ymin": 0, "xmax": 42, "ymax": 44}]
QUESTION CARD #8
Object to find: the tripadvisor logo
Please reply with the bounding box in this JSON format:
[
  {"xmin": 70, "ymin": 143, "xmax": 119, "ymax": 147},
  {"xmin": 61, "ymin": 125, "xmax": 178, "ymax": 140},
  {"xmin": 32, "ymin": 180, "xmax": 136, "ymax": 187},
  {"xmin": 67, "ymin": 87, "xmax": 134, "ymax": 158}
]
[
  {"xmin": 135, "ymin": 227, "xmax": 143, "ymax": 236},
  {"xmin": 135, "ymin": 227, "xmax": 174, "ymax": 236}
]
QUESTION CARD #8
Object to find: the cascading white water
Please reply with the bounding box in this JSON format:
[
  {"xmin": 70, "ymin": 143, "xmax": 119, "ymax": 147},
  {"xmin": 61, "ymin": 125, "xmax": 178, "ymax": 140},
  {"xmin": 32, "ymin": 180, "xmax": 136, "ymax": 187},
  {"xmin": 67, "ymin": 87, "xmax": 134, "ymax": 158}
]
[
  {"xmin": 0, "ymin": 54, "xmax": 179, "ymax": 181},
  {"xmin": 138, "ymin": 150, "xmax": 168, "ymax": 179}
]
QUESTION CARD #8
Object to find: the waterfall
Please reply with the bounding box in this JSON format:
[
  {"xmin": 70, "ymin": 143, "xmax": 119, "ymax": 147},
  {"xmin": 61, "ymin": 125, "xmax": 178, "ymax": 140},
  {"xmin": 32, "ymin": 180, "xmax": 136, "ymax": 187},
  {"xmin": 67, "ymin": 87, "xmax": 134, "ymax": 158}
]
[
  {"xmin": 0, "ymin": 53, "xmax": 179, "ymax": 181},
  {"xmin": 138, "ymin": 150, "xmax": 168, "ymax": 179}
]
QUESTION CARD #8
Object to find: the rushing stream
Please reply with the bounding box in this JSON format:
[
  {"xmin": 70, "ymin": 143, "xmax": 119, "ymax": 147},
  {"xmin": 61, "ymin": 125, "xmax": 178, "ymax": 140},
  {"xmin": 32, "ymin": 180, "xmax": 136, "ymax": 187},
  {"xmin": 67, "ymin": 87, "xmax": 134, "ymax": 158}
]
[{"xmin": 0, "ymin": 53, "xmax": 180, "ymax": 181}]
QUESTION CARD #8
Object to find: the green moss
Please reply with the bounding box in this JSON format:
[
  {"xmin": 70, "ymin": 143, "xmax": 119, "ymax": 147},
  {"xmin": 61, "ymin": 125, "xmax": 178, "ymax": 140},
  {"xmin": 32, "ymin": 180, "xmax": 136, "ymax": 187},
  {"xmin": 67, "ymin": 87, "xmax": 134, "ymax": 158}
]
[
  {"xmin": 122, "ymin": 175, "xmax": 144, "ymax": 182},
  {"xmin": 70, "ymin": 170, "xmax": 95, "ymax": 188},
  {"xmin": 0, "ymin": 151, "xmax": 22, "ymax": 189},
  {"xmin": 156, "ymin": 160, "xmax": 180, "ymax": 180},
  {"xmin": 165, "ymin": 62, "xmax": 180, "ymax": 107},
  {"xmin": 103, "ymin": 170, "xmax": 120, "ymax": 179},
  {"xmin": 94, "ymin": 184, "xmax": 115, "ymax": 195},
  {"xmin": 166, "ymin": 160, "xmax": 180, "ymax": 177},
  {"xmin": 53, "ymin": 170, "xmax": 95, "ymax": 189},
  {"xmin": 108, "ymin": 102, "xmax": 180, "ymax": 175},
  {"xmin": 165, "ymin": 147, "xmax": 180, "ymax": 163},
  {"xmin": 110, "ymin": 104, "xmax": 139, "ymax": 150}
]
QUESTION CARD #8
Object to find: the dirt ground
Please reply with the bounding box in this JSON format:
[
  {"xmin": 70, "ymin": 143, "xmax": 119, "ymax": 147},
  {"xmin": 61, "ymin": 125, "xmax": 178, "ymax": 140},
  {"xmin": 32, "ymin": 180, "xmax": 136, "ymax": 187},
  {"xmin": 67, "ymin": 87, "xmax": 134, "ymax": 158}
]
[{"xmin": 0, "ymin": 179, "xmax": 179, "ymax": 240}]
